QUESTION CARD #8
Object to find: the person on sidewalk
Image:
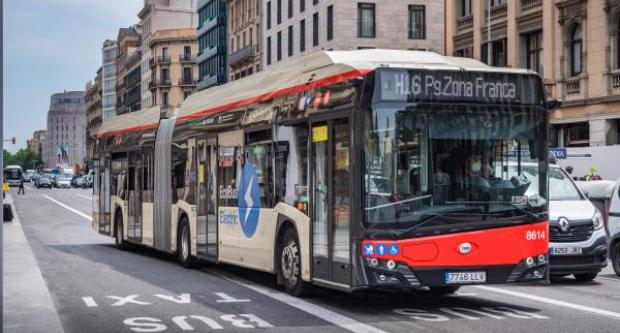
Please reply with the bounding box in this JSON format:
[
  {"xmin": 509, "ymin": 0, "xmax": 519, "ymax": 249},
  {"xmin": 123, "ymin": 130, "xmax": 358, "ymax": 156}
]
[{"xmin": 18, "ymin": 176, "xmax": 25, "ymax": 195}]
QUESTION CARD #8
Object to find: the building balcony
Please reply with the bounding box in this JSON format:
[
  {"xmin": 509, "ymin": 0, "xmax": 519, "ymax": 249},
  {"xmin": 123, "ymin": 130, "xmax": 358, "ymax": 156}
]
[
  {"xmin": 610, "ymin": 70, "xmax": 620, "ymax": 95},
  {"xmin": 149, "ymin": 79, "xmax": 172, "ymax": 90},
  {"xmin": 157, "ymin": 55, "xmax": 171, "ymax": 65},
  {"xmin": 179, "ymin": 54, "xmax": 196, "ymax": 63},
  {"xmin": 197, "ymin": 16, "xmax": 225, "ymax": 37},
  {"xmin": 521, "ymin": 0, "xmax": 542, "ymax": 11},
  {"xmin": 149, "ymin": 57, "xmax": 156, "ymax": 68},
  {"xmin": 229, "ymin": 45, "xmax": 257, "ymax": 67},
  {"xmin": 178, "ymin": 78, "xmax": 198, "ymax": 86},
  {"xmin": 456, "ymin": 15, "xmax": 474, "ymax": 32},
  {"xmin": 565, "ymin": 78, "xmax": 582, "ymax": 97},
  {"xmin": 197, "ymin": 45, "xmax": 225, "ymax": 63},
  {"xmin": 486, "ymin": 3, "xmax": 508, "ymax": 22},
  {"xmin": 197, "ymin": 74, "xmax": 225, "ymax": 91}
]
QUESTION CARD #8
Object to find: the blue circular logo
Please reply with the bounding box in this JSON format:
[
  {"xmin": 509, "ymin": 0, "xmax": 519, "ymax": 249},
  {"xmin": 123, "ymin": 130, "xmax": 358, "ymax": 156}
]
[
  {"xmin": 377, "ymin": 243, "xmax": 387, "ymax": 256},
  {"xmin": 388, "ymin": 244, "xmax": 400, "ymax": 256},
  {"xmin": 238, "ymin": 163, "xmax": 261, "ymax": 238}
]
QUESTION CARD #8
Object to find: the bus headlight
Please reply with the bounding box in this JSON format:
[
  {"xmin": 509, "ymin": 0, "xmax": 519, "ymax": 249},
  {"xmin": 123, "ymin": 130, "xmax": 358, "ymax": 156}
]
[{"xmin": 592, "ymin": 211, "xmax": 604, "ymax": 230}]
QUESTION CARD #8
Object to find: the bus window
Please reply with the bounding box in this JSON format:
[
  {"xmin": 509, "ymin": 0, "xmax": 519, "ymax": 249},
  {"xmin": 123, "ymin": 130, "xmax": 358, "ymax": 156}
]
[
  {"xmin": 143, "ymin": 150, "xmax": 154, "ymax": 203},
  {"xmin": 111, "ymin": 154, "xmax": 127, "ymax": 201},
  {"xmin": 246, "ymin": 129, "xmax": 274, "ymax": 207},
  {"xmin": 275, "ymin": 124, "xmax": 309, "ymax": 214},
  {"xmin": 219, "ymin": 146, "xmax": 239, "ymax": 207},
  {"xmin": 172, "ymin": 141, "xmax": 188, "ymax": 204}
]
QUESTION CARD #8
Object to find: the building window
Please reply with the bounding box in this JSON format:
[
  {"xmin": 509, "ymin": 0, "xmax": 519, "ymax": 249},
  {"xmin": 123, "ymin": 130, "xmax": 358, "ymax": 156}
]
[
  {"xmin": 525, "ymin": 31, "xmax": 543, "ymax": 74},
  {"xmin": 267, "ymin": 1, "xmax": 272, "ymax": 29},
  {"xmin": 313, "ymin": 0, "xmax": 318, "ymax": 5},
  {"xmin": 288, "ymin": 0, "xmax": 293, "ymax": 18},
  {"xmin": 327, "ymin": 5, "xmax": 334, "ymax": 41},
  {"xmin": 460, "ymin": 0, "xmax": 472, "ymax": 17},
  {"xmin": 481, "ymin": 38, "xmax": 507, "ymax": 67},
  {"xmin": 300, "ymin": 0, "xmax": 305, "ymax": 12},
  {"xmin": 183, "ymin": 91, "xmax": 191, "ymax": 100},
  {"xmin": 565, "ymin": 122, "xmax": 589, "ymax": 147},
  {"xmin": 162, "ymin": 92, "xmax": 169, "ymax": 107},
  {"xmin": 358, "ymin": 3, "xmax": 376, "ymax": 38},
  {"xmin": 300, "ymin": 19, "xmax": 306, "ymax": 52},
  {"xmin": 313, "ymin": 13, "xmax": 319, "ymax": 46},
  {"xmin": 277, "ymin": 31, "xmax": 282, "ymax": 61},
  {"xmin": 454, "ymin": 46, "xmax": 473, "ymax": 58},
  {"xmin": 267, "ymin": 36, "xmax": 272, "ymax": 65},
  {"xmin": 277, "ymin": 0, "xmax": 282, "ymax": 24},
  {"xmin": 570, "ymin": 24, "xmax": 583, "ymax": 76},
  {"xmin": 161, "ymin": 68, "xmax": 170, "ymax": 82},
  {"xmin": 408, "ymin": 5, "xmax": 425, "ymax": 40},
  {"xmin": 288, "ymin": 25, "xmax": 294, "ymax": 56}
]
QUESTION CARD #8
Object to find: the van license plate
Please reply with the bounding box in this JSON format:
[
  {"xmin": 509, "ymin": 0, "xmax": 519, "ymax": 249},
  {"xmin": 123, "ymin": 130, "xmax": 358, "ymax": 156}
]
[
  {"xmin": 550, "ymin": 246, "xmax": 582, "ymax": 255},
  {"xmin": 445, "ymin": 272, "xmax": 486, "ymax": 284}
]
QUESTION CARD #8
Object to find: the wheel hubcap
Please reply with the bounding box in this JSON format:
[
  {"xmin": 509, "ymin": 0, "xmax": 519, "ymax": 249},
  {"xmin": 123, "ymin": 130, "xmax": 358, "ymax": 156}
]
[{"xmin": 281, "ymin": 241, "xmax": 299, "ymax": 282}]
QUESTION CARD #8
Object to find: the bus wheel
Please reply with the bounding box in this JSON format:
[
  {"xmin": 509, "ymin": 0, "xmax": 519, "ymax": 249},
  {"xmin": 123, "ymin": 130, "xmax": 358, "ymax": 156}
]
[
  {"xmin": 178, "ymin": 217, "xmax": 194, "ymax": 268},
  {"xmin": 115, "ymin": 213, "xmax": 127, "ymax": 250},
  {"xmin": 279, "ymin": 228, "xmax": 306, "ymax": 296},
  {"xmin": 428, "ymin": 286, "xmax": 460, "ymax": 295}
]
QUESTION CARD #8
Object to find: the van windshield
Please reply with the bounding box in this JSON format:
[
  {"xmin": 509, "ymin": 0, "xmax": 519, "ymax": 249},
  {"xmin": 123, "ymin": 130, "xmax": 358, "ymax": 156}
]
[{"xmin": 549, "ymin": 167, "xmax": 582, "ymax": 201}]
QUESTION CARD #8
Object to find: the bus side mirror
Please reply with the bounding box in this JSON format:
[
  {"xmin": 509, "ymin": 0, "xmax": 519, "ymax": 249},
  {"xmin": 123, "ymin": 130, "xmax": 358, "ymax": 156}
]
[{"xmin": 545, "ymin": 99, "xmax": 562, "ymax": 111}]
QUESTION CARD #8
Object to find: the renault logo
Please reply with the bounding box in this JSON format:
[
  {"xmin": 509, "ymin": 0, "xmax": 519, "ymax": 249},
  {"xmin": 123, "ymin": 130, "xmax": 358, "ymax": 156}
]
[
  {"xmin": 458, "ymin": 242, "xmax": 472, "ymax": 254},
  {"xmin": 558, "ymin": 217, "xmax": 570, "ymax": 233}
]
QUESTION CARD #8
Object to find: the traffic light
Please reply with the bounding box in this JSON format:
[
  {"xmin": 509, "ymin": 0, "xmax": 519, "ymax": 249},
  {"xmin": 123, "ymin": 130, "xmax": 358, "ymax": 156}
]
[{"xmin": 11, "ymin": 137, "xmax": 15, "ymax": 145}]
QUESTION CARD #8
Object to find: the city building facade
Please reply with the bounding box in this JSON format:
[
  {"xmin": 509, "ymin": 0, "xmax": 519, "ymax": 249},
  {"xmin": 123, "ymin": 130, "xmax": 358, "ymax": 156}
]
[
  {"xmin": 44, "ymin": 91, "xmax": 87, "ymax": 169},
  {"xmin": 85, "ymin": 68, "xmax": 103, "ymax": 170},
  {"xmin": 262, "ymin": 0, "xmax": 444, "ymax": 69},
  {"xmin": 102, "ymin": 40, "xmax": 118, "ymax": 120},
  {"xmin": 197, "ymin": 0, "xmax": 228, "ymax": 90},
  {"xmin": 149, "ymin": 28, "xmax": 199, "ymax": 114},
  {"xmin": 116, "ymin": 25, "xmax": 143, "ymax": 116},
  {"xmin": 445, "ymin": 0, "xmax": 620, "ymax": 178},
  {"xmin": 228, "ymin": 0, "xmax": 261, "ymax": 81},
  {"xmin": 27, "ymin": 130, "xmax": 46, "ymax": 160},
  {"xmin": 138, "ymin": 0, "xmax": 198, "ymax": 109}
]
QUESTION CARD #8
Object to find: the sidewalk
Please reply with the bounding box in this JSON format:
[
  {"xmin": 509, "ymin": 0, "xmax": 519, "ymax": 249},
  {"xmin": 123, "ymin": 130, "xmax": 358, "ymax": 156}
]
[{"xmin": 3, "ymin": 193, "xmax": 64, "ymax": 333}]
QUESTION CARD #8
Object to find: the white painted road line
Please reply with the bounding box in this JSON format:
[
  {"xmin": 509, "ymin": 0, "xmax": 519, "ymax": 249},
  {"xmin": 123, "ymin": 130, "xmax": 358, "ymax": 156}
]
[
  {"xmin": 43, "ymin": 194, "xmax": 92, "ymax": 221},
  {"xmin": 476, "ymin": 286, "xmax": 620, "ymax": 321},
  {"xmin": 211, "ymin": 270, "xmax": 388, "ymax": 333},
  {"xmin": 75, "ymin": 193, "xmax": 92, "ymax": 200}
]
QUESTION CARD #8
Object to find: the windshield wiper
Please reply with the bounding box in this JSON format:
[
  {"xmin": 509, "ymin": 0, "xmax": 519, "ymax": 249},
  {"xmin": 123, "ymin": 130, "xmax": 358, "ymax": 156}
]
[{"xmin": 509, "ymin": 204, "xmax": 543, "ymax": 222}]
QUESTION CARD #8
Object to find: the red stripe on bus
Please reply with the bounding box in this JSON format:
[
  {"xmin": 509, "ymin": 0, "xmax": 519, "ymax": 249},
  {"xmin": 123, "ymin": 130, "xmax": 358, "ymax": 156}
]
[
  {"xmin": 176, "ymin": 69, "xmax": 372, "ymax": 124},
  {"xmin": 362, "ymin": 221, "xmax": 549, "ymax": 267},
  {"xmin": 98, "ymin": 68, "xmax": 372, "ymax": 138}
]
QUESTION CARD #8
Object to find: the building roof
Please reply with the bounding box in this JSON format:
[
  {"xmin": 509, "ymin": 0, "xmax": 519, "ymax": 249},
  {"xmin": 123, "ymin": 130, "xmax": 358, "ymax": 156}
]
[
  {"xmin": 99, "ymin": 49, "xmax": 537, "ymax": 138},
  {"xmin": 150, "ymin": 28, "xmax": 197, "ymax": 46}
]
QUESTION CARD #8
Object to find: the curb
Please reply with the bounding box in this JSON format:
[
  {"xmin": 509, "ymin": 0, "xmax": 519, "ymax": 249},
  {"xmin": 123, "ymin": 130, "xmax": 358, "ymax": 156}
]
[{"xmin": 2, "ymin": 193, "xmax": 65, "ymax": 333}]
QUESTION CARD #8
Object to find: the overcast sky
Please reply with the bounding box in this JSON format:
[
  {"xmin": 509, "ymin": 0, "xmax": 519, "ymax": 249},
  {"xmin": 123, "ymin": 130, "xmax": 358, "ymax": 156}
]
[{"xmin": 3, "ymin": 0, "xmax": 143, "ymax": 153}]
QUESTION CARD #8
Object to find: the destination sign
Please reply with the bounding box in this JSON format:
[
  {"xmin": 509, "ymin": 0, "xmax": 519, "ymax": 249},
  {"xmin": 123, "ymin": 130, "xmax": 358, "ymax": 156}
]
[{"xmin": 376, "ymin": 69, "xmax": 543, "ymax": 105}]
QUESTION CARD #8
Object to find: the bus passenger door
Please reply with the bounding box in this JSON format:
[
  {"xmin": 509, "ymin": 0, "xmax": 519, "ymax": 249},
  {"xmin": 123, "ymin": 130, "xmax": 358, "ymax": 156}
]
[
  {"xmin": 197, "ymin": 137, "xmax": 218, "ymax": 260},
  {"xmin": 311, "ymin": 118, "xmax": 352, "ymax": 287},
  {"xmin": 127, "ymin": 152, "xmax": 142, "ymax": 242}
]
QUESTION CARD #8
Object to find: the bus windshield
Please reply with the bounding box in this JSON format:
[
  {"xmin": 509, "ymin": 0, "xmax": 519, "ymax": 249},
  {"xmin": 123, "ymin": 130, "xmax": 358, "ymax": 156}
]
[
  {"xmin": 363, "ymin": 104, "xmax": 548, "ymax": 228},
  {"xmin": 4, "ymin": 168, "xmax": 22, "ymax": 180}
]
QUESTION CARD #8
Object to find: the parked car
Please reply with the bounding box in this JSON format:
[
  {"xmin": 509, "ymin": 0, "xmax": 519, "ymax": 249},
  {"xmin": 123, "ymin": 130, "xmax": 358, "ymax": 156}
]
[
  {"xmin": 608, "ymin": 179, "xmax": 620, "ymax": 277},
  {"xmin": 56, "ymin": 175, "xmax": 72, "ymax": 188},
  {"xmin": 548, "ymin": 165, "xmax": 608, "ymax": 281},
  {"xmin": 37, "ymin": 176, "xmax": 53, "ymax": 188}
]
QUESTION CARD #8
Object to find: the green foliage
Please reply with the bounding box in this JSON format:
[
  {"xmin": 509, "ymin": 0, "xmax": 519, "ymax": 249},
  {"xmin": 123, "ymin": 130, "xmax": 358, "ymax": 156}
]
[{"xmin": 3, "ymin": 148, "xmax": 42, "ymax": 170}]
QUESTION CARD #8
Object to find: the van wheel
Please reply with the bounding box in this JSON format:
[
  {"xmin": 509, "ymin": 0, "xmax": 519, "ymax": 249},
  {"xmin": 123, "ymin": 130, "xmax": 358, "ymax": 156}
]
[
  {"xmin": 279, "ymin": 228, "xmax": 307, "ymax": 296},
  {"xmin": 178, "ymin": 217, "xmax": 194, "ymax": 268},
  {"xmin": 115, "ymin": 213, "xmax": 127, "ymax": 250},
  {"xmin": 611, "ymin": 242, "xmax": 620, "ymax": 277},
  {"xmin": 574, "ymin": 272, "xmax": 598, "ymax": 281},
  {"xmin": 428, "ymin": 286, "xmax": 461, "ymax": 295}
]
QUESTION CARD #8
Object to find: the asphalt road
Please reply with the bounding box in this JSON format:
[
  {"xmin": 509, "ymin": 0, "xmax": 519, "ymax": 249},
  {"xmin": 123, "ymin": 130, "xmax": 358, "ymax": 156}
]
[{"xmin": 9, "ymin": 185, "xmax": 620, "ymax": 333}]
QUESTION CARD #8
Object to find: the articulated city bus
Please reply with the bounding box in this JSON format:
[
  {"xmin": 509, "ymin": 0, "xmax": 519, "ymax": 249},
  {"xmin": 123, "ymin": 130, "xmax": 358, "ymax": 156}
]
[{"xmin": 93, "ymin": 50, "xmax": 551, "ymax": 295}]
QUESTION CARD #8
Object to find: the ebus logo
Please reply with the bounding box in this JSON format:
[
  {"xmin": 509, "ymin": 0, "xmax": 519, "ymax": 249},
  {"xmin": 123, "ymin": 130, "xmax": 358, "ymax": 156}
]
[{"xmin": 238, "ymin": 163, "xmax": 261, "ymax": 238}]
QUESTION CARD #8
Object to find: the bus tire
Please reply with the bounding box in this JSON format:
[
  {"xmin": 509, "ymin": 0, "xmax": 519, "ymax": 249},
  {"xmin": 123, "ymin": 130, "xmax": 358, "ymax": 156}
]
[
  {"xmin": 278, "ymin": 227, "xmax": 307, "ymax": 297},
  {"xmin": 114, "ymin": 212, "xmax": 127, "ymax": 250},
  {"xmin": 428, "ymin": 286, "xmax": 461, "ymax": 295},
  {"xmin": 177, "ymin": 216, "xmax": 194, "ymax": 268}
]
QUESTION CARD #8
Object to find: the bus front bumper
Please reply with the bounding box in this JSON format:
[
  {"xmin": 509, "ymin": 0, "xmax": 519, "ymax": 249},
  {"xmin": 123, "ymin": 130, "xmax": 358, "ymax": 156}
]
[{"xmin": 360, "ymin": 221, "xmax": 550, "ymax": 288}]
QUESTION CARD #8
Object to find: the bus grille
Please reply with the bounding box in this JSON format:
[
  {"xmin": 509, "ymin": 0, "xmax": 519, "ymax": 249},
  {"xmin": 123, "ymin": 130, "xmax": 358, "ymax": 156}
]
[{"xmin": 549, "ymin": 225, "xmax": 593, "ymax": 243}]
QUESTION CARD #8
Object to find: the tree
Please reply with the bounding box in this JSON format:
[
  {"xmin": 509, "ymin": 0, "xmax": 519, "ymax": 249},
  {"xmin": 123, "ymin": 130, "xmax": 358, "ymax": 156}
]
[{"xmin": 3, "ymin": 149, "xmax": 40, "ymax": 170}]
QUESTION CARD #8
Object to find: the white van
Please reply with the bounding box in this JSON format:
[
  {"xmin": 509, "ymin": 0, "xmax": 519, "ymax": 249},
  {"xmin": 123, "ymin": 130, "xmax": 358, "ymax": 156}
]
[
  {"xmin": 608, "ymin": 179, "xmax": 620, "ymax": 277},
  {"xmin": 548, "ymin": 165, "xmax": 608, "ymax": 281}
]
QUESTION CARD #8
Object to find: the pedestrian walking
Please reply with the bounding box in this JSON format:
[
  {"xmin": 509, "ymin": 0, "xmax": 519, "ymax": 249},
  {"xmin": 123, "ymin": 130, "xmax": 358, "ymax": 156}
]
[{"xmin": 18, "ymin": 177, "xmax": 25, "ymax": 195}]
